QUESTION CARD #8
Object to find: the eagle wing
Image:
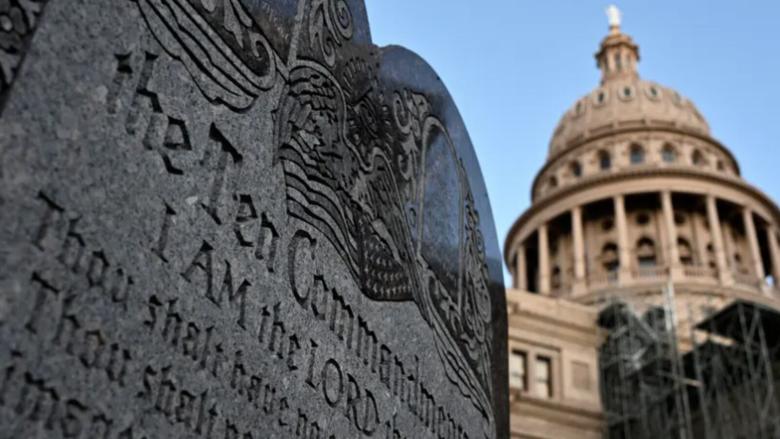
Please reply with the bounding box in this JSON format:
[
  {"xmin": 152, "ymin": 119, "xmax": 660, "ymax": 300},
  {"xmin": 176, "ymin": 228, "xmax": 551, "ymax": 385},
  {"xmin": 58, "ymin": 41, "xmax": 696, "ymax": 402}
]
[{"xmin": 135, "ymin": 0, "xmax": 277, "ymax": 110}]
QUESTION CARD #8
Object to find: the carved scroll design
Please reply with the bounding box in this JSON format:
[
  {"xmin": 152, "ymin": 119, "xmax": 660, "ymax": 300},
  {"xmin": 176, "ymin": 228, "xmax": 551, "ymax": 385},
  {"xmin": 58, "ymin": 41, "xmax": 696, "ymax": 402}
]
[
  {"xmin": 0, "ymin": 0, "xmax": 47, "ymax": 112},
  {"xmin": 307, "ymin": 0, "xmax": 353, "ymax": 67},
  {"xmin": 133, "ymin": 0, "xmax": 277, "ymax": 110}
]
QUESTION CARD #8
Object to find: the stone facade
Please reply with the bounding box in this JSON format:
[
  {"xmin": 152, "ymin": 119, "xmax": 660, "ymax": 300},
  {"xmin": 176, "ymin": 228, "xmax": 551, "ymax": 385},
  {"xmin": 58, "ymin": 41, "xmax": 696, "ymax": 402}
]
[
  {"xmin": 506, "ymin": 8, "xmax": 780, "ymax": 438},
  {"xmin": 507, "ymin": 290, "xmax": 603, "ymax": 438}
]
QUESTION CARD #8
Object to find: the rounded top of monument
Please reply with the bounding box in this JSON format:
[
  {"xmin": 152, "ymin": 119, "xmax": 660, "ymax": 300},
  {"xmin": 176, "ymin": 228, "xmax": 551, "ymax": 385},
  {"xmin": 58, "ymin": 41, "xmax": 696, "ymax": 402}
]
[{"xmin": 546, "ymin": 6, "xmax": 711, "ymax": 158}]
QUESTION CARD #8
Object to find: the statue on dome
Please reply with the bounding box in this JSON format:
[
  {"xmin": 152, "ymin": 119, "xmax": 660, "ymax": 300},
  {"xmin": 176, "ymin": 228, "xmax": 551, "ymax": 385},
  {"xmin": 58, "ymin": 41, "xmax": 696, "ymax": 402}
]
[{"xmin": 606, "ymin": 5, "xmax": 622, "ymax": 28}]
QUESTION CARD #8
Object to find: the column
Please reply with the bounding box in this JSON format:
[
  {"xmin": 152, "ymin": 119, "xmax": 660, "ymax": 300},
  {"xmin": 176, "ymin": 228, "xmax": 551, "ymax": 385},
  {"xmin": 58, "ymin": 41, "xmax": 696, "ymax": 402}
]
[
  {"xmin": 742, "ymin": 207, "xmax": 766, "ymax": 287},
  {"xmin": 706, "ymin": 195, "xmax": 732, "ymax": 285},
  {"xmin": 516, "ymin": 242, "xmax": 528, "ymax": 291},
  {"xmin": 767, "ymin": 226, "xmax": 780, "ymax": 290},
  {"xmin": 538, "ymin": 224, "xmax": 550, "ymax": 295},
  {"xmin": 571, "ymin": 206, "xmax": 586, "ymax": 295},
  {"xmin": 661, "ymin": 191, "xmax": 682, "ymax": 278},
  {"xmin": 723, "ymin": 219, "xmax": 736, "ymax": 271},
  {"xmin": 614, "ymin": 195, "xmax": 631, "ymax": 283}
]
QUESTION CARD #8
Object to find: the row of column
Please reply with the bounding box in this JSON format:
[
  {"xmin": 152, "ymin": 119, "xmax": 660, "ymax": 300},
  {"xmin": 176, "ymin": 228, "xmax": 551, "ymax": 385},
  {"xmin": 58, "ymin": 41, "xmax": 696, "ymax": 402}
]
[{"xmin": 513, "ymin": 192, "xmax": 780, "ymax": 295}]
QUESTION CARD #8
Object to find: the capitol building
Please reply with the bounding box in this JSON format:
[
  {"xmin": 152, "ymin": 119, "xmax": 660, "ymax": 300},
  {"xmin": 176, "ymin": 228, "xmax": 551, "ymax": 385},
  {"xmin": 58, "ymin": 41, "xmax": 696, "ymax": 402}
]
[{"xmin": 505, "ymin": 7, "xmax": 780, "ymax": 439}]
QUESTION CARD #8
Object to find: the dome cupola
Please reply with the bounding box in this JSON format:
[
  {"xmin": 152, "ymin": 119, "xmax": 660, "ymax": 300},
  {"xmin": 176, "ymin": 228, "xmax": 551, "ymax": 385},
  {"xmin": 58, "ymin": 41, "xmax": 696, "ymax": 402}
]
[
  {"xmin": 596, "ymin": 5, "xmax": 639, "ymax": 84},
  {"xmin": 547, "ymin": 6, "xmax": 711, "ymax": 159}
]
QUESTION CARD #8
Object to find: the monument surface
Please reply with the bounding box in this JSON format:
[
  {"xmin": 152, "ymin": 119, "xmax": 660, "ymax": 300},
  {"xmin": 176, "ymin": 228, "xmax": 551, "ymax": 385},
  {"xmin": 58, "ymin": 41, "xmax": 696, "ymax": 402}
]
[{"xmin": 0, "ymin": 1, "xmax": 508, "ymax": 437}]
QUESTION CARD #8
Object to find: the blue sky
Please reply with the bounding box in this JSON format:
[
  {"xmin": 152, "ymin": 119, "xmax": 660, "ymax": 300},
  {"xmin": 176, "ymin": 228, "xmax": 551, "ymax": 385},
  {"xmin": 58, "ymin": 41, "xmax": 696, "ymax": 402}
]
[{"xmin": 366, "ymin": 1, "xmax": 780, "ymax": 282}]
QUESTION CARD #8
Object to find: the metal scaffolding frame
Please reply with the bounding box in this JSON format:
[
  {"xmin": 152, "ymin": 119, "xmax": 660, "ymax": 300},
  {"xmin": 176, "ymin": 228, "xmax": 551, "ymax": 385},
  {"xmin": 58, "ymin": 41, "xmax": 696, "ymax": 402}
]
[
  {"xmin": 598, "ymin": 284, "xmax": 693, "ymax": 439},
  {"xmin": 686, "ymin": 299, "xmax": 780, "ymax": 438},
  {"xmin": 597, "ymin": 285, "xmax": 780, "ymax": 439}
]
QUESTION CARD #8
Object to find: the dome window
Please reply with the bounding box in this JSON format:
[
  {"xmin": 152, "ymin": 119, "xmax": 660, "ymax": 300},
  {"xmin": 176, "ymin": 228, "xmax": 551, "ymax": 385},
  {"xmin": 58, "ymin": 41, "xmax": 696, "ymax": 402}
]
[
  {"xmin": 661, "ymin": 144, "xmax": 677, "ymax": 163},
  {"xmin": 645, "ymin": 85, "xmax": 662, "ymax": 101},
  {"xmin": 630, "ymin": 143, "xmax": 645, "ymax": 164},
  {"xmin": 548, "ymin": 176, "xmax": 558, "ymax": 190},
  {"xmin": 717, "ymin": 160, "xmax": 725, "ymax": 171},
  {"xmin": 551, "ymin": 266, "xmax": 562, "ymax": 290},
  {"xmin": 619, "ymin": 86, "xmax": 635, "ymax": 101},
  {"xmin": 598, "ymin": 150, "xmax": 612, "ymax": 170},
  {"xmin": 593, "ymin": 89, "xmax": 609, "ymax": 107},
  {"xmin": 601, "ymin": 243, "xmax": 619, "ymax": 273},
  {"xmin": 570, "ymin": 161, "xmax": 582, "ymax": 178},
  {"xmin": 636, "ymin": 237, "xmax": 657, "ymax": 267},
  {"xmin": 692, "ymin": 149, "xmax": 707, "ymax": 166},
  {"xmin": 678, "ymin": 238, "xmax": 694, "ymax": 266}
]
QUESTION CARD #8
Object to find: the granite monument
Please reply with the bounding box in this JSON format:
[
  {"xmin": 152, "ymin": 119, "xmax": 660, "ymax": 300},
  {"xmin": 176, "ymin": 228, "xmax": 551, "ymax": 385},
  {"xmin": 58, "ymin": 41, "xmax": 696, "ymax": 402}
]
[{"xmin": 0, "ymin": 1, "xmax": 508, "ymax": 437}]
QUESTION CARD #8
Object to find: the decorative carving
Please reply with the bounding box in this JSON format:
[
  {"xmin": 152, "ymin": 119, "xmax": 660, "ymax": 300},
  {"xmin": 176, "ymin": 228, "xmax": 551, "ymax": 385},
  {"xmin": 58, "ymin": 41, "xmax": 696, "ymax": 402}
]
[
  {"xmin": 0, "ymin": 0, "xmax": 47, "ymax": 110},
  {"xmin": 307, "ymin": 0, "xmax": 353, "ymax": 67},
  {"xmin": 274, "ymin": 17, "xmax": 496, "ymax": 429},
  {"xmin": 129, "ymin": 0, "xmax": 499, "ymax": 430},
  {"xmin": 133, "ymin": 0, "xmax": 277, "ymax": 110},
  {"xmin": 2, "ymin": 0, "xmax": 505, "ymax": 436}
]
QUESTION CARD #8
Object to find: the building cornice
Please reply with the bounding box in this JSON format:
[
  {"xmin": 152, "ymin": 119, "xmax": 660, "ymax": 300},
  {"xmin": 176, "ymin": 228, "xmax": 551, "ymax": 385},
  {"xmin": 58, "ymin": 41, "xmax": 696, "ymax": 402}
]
[
  {"xmin": 505, "ymin": 166, "xmax": 780, "ymax": 265},
  {"xmin": 510, "ymin": 390, "xmax": 604, "ymax": 425}
]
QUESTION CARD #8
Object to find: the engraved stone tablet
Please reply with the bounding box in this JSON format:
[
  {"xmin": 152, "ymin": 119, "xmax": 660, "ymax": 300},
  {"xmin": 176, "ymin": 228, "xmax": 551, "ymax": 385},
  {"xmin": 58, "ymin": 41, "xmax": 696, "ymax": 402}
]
[{"xmin": 0, "ymin": 1, "xmax": 509, "ymax": 438}]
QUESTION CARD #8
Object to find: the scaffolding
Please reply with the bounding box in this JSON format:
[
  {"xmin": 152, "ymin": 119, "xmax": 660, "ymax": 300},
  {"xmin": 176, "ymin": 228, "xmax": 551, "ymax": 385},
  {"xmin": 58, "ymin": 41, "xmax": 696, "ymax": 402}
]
[
  {"xmin": 686, "ymin": 299, "xmax": 780, "ymax": 438},
  {"xmin": 598, "ymin": 286, "xmax": 780, "ymax": 439}
]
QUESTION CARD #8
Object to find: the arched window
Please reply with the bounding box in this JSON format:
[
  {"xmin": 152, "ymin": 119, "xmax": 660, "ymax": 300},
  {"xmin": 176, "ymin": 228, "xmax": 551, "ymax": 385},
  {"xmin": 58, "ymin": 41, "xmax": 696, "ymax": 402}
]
[
  {"xmin": 598, "ymin": 150, "xmax": 611, "ymax": 170},
  {"xmin": 662, "ymin": 144, "xmax": 677, "ymax": 163},
  {"xmin": 602, "ymin": 217, "xmax": 615, "ymax": 231},
  {"xmin": 548, "ymin": 176, "xmax": 558, "ymax": 190},
  {"xmin": 692, "ymin": 149, "xmax": 706, "ymax": 166},
  {"xmin": 630, "ymin": 143, "xmax": 645, "ymax": 164},
  {"xmin": 706, "ymin": 242, "xmax": 716, "ymax": 270},
  {"xmin": 570, "ymin": 161, "xmax": 582, "ymax": 178},
  {"xmin": 734, "ymin": 252, "xmax": 748, "ymax": 273},
  {"xmin": 551, "ymin": 266, "xmax": 562, "ymax": 290},
  {"xmin": 601, "ymin": 243, "xmax": 619, "ymax": 273},
  {"xmin": 678, "ymin": 238, "xmax": 694, "ymax": 266},
  {"xmin": 636, "ymin": 237, "xmax": 657, "ymax": 267}
]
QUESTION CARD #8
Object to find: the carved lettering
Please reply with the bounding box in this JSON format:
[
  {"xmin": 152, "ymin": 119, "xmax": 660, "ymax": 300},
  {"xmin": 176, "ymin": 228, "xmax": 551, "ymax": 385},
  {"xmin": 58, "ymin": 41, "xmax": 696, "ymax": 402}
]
[
  {"xmin": 57, "ymin": 217, "xmax": 86, "ymax": 273},
  {"xmin": 255, "ymin": 213, "xmax": 279, "ymax": 272},
  {"xmin": 107, "ymin": 53, "xmax": 133, "ymax": 114},
  {"xmin": 152, "ymin": 202, "xmax": 177, "ymax": 262},
  {"xmin": 201, "ymin": 124, "xmax": 243, "ymax": 224},
  {"xmin": 25, "ymin": 272, "xmax": 59, "ymax": 334},
  {"xmin": 126, "ymin": 52, "xmax": 161, "ymax": 136},
  {"xmin": 213, "ymin": 261, "xmax": 250, "ymax": 329},
  {"xmin": 34, "ymin": 191, "xmax": 65, "ymax": 250}
]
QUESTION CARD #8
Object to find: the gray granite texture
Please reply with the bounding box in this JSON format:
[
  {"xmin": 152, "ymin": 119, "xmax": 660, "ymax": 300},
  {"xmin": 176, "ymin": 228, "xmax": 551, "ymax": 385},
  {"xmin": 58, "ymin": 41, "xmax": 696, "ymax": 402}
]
[{"xmin": 0, "ymin": 0, "xmax": 509, "ymax": 437}]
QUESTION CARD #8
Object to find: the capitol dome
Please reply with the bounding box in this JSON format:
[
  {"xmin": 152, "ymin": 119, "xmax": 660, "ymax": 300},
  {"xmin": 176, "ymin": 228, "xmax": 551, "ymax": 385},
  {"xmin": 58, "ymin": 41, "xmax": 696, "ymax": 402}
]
[
  {"xmin": 505, "ymin": 8, "xmax": 780, "ymax": 328},
  {"xmin": 548, "ymin": 26, "xmax": 711, "ymax": 158}
]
